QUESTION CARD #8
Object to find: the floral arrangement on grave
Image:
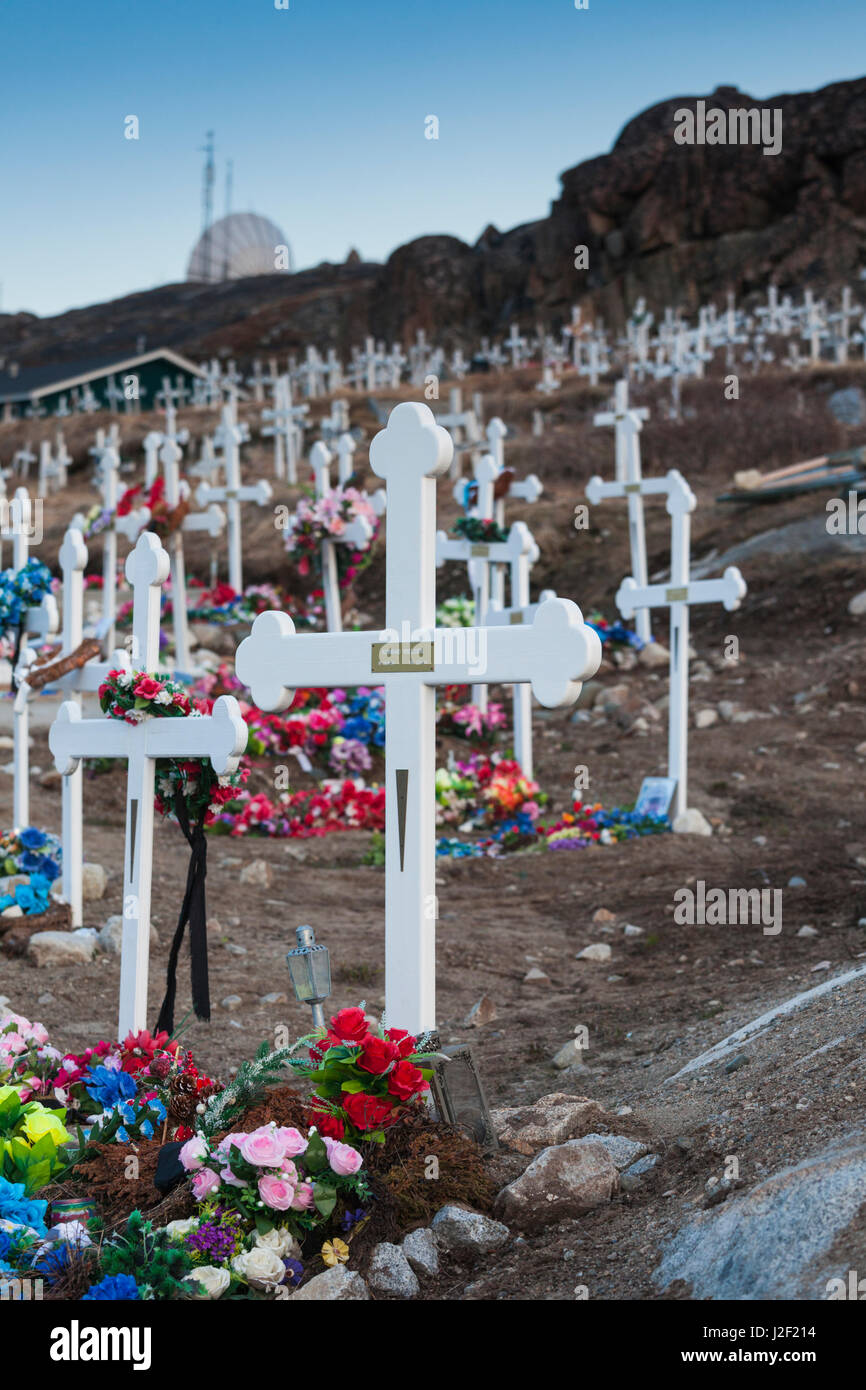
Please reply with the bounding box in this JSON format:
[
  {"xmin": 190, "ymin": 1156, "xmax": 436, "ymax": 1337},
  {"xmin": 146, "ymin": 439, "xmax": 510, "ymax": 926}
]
[
  {"xmin": 586, "ymin": 612, "xmax": 646, "ymax": 651},
  {"xmin": 436, "ymin": 594, "xmax": 475, "ymax": 628},
  {"xmin": 282, "ymin": 487, "xmax": 380, "ymax": 591},
  {"xmin": 286, "ymin": 1008, "xmax": 436, "ymax": 1145},
  {"xmin": 434, "ymin": 753, "xmax": 544, "ymax": 832},
  {"xmin": 451, "ymin": 516, "xmax": 508, "ymax": 544},
  {"xmin": 117, "ymin": 477, "xmax": 188, "ymax": 540},
  {"xmin": 436, "ymin": 684, "xmax": 507, "ymax": 746},
  {"xmin": 544, "ymin": 799, "xmax": 670, "ymax": 850},
  {"xmin": 0, "ymin": 827, "xmax": 62, "ymax": 917},
  {"xmin": 0, "ymin": 1084, "xmax": 71, "ymax": 1194},
  {"xmin": 0, "ymin": 559, "xmax": 54, "ymax": 636},
  {"xmin": 98, "ymin": 669, "xmax": 249, "ymax": 1030}
]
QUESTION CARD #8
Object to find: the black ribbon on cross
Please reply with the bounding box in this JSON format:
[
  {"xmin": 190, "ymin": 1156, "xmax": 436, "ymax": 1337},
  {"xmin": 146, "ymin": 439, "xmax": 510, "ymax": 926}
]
[{"xmin": 155, "ymin": 787, "xmax": 210, "ymax": 1035}]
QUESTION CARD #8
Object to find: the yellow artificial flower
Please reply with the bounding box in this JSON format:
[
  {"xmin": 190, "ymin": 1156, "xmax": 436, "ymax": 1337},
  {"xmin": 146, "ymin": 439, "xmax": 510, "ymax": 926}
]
[
  {"xmin": 21, "ymin": 1108, "xmax": 70, "ymax": 1147},
  {"xmin": 321, "ymin": 1239, "xmax": 350, "ymax": 1268}
]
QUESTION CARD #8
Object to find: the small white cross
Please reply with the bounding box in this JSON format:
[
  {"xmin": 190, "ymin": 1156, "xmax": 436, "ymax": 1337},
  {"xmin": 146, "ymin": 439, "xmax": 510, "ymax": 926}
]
[{"xmin": 49, "ymin": 532, "xmax": 248, "ymax": 1036}]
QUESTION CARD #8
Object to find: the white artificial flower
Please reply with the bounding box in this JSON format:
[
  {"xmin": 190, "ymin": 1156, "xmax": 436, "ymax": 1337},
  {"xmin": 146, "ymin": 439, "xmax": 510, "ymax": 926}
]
[
  {"xmin": 117, "ymin": 671, "xmax": 133, "ymax": 688},
  {"xmin": 154, "ymin": 689, "xmax": 173, "ymax": 705},
  {"xmin": 231, "ymin": 1245, "xmax": 287, "ymax": 1291},
  {"xmin": 163, "ymin": 1218, "xmax": 198, "ymax": 1241},
  {"xmin": 185, "ymin": 1265, "xmax": 231, "ymax": 1300},
  {"xmin": 254, "ymin": 1226, "xmax": 301, "ymax": 1261}
]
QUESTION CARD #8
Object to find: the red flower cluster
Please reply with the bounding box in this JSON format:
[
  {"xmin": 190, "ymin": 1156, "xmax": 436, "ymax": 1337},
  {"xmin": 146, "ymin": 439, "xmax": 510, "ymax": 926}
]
[{"xmin": 305, "ymin": 1008, "xmax": 430, "ymax": 1143}]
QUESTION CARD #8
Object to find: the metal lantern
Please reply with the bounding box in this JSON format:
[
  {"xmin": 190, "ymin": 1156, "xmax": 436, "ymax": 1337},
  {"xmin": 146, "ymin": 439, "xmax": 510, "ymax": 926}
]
[
  {"xmin": 286, "ymin": 924, "xmax": 331, "ymax": 1029},
  {"xmin": 428, "ymin": 1041, "xmax": 498, "ymax": 1151}
]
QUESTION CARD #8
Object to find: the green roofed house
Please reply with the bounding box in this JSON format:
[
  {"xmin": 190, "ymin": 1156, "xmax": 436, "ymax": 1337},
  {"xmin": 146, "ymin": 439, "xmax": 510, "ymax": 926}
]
[{"xmin": 0, "ymin": 348, "xmax": 207, "ymax": 420}]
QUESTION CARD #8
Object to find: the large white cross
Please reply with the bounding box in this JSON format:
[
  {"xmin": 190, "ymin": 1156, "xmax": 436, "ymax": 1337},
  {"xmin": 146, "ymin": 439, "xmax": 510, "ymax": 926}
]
[
  {"xmin": 195, "ymin": 405, "xmax": 272, "ymax": 593},
  {"xmin": 79, "ymin": 439, "xmax": 150, "ymax": 652},
  {"xmin": 49, "ymin": 532, "xmax": 248, "ymax": 1037},
  {"xmin": 614, "ymin": 470, "xmax": 746, "ymax": 823},
  {"xmin": 237, "ymin": 402, "xmax": 601, "ymax": 1032},
  {"xmin": 158, "ymin": 437, "xmax": 225, "ymax": 670}
]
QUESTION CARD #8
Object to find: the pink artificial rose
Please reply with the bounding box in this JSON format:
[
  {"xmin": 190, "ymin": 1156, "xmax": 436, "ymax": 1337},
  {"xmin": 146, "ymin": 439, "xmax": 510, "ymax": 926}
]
[
  {"xmin": 219, "ymin": 1165, "xmax": 246, "ymax": 1188},
  {"xmin": 179, "ymin": 1134, "xmax": 209, "ymax": 1171},
  {"xmin": 290, "ymin": 1181, "xmax": 315, "ymax": 1211},
  {"xmin": 132, "ymin": 675, "xmax": 163, "ymax": 700},
  {"xmin": 191, "ymin": 1167, "xmax": 221, "ymax": 1200},
  {"xmin": 3, "ymin": 1033, "xmax": 26, "ymax": 1055},
  {"xmin": 324, "ymin": 1138, "xmax": 363, "ymax": 1176},
  {"xmin": 215, "ymin": 1132, "xmax": 248, "ymax": 1163},
  {"xmin": 240, "ymin": 1126, "xmax": 288, "ymax": 1167},
  {"xmin": 279, "ymin": 1160, "xmax": 299, "ymax": 1184},
  {"xmin": 30, "ymin": 1022, "xmax": 48, "ymax": 1045},
  {"xmin": 275, "ymin": 1126, "xmax": 308, "ymax": 1158},
  {"xmin": 258, "ymin": 1174, "xmax": 296, "ymax": 1211}
]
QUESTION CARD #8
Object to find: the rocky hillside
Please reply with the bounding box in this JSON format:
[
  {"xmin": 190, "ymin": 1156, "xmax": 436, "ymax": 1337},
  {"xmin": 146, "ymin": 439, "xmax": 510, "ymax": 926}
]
[{"xmin": 2, "ymin": 76, "xmax": 865, "ymax": 368}]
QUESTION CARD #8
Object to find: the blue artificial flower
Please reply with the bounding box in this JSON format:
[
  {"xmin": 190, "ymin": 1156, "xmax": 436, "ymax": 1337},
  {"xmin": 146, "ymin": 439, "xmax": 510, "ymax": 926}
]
[
  {"xmin": 83, "ymin": 1064, "xmax": 137, "ymax": 1110},
  {"xmin": 82, "ymin": 1273, "xmax": 140, "ymax": 1301},
  {"xmin": 35, "ymin": 858, "xmax": 60, "ymax": 883},
  {"xmin": 18, "ymin": 828, "xmax": 47, "ymax": 851},
  {"xmin": 0, "ymin": 1231, "xmax": 12, "ymax": 1260},
  {"xmin": 0, "ymin": 1177, "xmax": 48, "ymax": 1235}
]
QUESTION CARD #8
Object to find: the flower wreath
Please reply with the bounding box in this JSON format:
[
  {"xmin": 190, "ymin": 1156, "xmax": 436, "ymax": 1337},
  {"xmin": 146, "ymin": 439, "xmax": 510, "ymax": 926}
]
[
  {"xmin": 0, "ymin": 559, "xmax": 54, "ymax": 635},
  {"xmin": 451, "ymin": 517, "xmax": 509, "ymax": 544},
  {"xmin": 98, "ymin": 669, "xmax": 249, "ymax": 1032},
  {"xmin": 283, "ymin": 487, "xmax": 380, "ymax": 591}
]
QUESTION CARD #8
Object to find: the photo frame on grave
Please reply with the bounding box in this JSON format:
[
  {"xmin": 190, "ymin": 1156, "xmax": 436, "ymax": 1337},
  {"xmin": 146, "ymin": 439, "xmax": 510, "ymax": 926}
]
[
  {"xmin": 428, "ymin": 1040, "xmax": 498, "ymax": 1152},
  {"xmin": 634, "ymin": 775, "xmax": 677, "ymax": 820}
]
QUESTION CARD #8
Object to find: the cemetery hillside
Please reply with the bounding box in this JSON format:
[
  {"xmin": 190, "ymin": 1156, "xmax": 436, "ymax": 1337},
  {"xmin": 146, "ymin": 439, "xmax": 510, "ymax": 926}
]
[{"xmin": 2, "ymin": 5, "xmax": 866, "ymax": 1339}]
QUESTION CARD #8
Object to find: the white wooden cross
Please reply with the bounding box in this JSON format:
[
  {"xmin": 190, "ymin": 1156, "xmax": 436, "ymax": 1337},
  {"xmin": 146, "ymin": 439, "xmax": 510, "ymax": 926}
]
[
  {"xmin": 614, "ymin": 470, "xmax": 746, "ymax": 824},
  {"xmin": 305, "ymin": 441, "xmax": 374, "ymax": 632},
  {"xmin": 159, "ymin": 438, "xmax": 225, "ymax": 671},
  {"xmin": 80, "ymin": 438, "xmax": 150, "ymax": 652},
  {"xmin": 195, "ymin": 405, "xmax": 272, "ymax": 592},
  {"xmin": 261, "ymin": 374, "xmax": 305, "ymax": 483},
  {"xmin": 49, "ymin": 532, "xmax": 248, "ymax": 1036},
  {"xmin": 4, "ymin": 491, "xmax": 59, "ymax": 828},
  {"xmin": 437, "ymin": 520, "xmax": 545, "ymax": 775},
  {"xmin": 506, "ymin": 323, "xmax": 526, "ymax": 368},
  {"xmin": 589, "ymin": 378, "xmax": 652, "ymax": 642},
  {"xmin": 35, "ymin": 527, "xmax": 131, "ymax": 925},
  {"xmin": 237, "ymin": 403, "xmax": 601, "ymax": 1031}
]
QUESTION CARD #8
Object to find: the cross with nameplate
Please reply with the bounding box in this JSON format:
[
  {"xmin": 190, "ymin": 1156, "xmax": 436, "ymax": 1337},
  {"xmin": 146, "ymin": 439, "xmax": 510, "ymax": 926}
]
[
  {"xmin": 49, "ymin": 532, "xmax": 248, "ymax": 1036},
  {"xmin": 237, "ymin": 403, "xmax": 601, "ymax": 1031},
  {"xmin": 589, "ymin": 378, "xmax": 652, "ymax": 642},
  {"xmin": 614, "ymin": 470, "xmax": 746, "ymax": 822}
]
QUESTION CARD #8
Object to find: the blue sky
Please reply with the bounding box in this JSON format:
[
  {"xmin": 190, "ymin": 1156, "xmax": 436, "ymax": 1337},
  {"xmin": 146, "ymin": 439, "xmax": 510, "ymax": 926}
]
[{"xmin": 2, "ymin": 0, "xmax": 864, "ymax": 317}]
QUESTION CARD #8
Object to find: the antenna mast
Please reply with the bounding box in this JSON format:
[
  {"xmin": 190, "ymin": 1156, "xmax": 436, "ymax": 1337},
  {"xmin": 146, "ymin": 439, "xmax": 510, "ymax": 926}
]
[
  {"xmin": 223, "ymin": 158, "xmax": 234, "ymax": 279},
  {"xmin": 199, "ymin": 130, "xmax": 215, "ymax": 283}
]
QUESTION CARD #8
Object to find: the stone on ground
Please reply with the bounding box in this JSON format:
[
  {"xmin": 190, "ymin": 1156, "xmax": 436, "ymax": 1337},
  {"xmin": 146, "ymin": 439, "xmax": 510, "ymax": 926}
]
[
  {"xmin": 582, "ymin": 1133, "xmax": 649, "ymax": 1170},
  {"xmin": 551, "ymin": 1039, "xmax": 588, "ymax": 1071},
  {"xmin": 462, "ymin": 995, "xmax": 497, "ymax": 1028},
  {"xmin": 239, "ymin": 858, "xmax": 272, "ymax": 888},
  {"xmin": 27, "ymin": 931, "xmax": 96, "ymax": 967},
  {"xmin": 431, "ymin": 1205, "xmax": 510, "ymax": 1255},
  {"xmin": 577, "ymin": 943, "xmax": 611, "ymax": 962},
  {"xmin": 291, "ymin": 1265, "xmax": 369, "ymax": 1300},
  {"xmin": 367, "ymin": 1242, "xmax": 420, "ymax": 1298},
  {"xmin": 81, "ymin": 863, "xmax": 108, "ymax": 901},
  {"xmin": 98, "ymin": 915, "xmax": 159, "ymax": 954},
  {"xmin": 496, "ymin": 1139, "xmax": 619, "ymax": 1231},
  {"xmin": 401, "ymin": 1227, "xmax": 439, "ymax": 1278},
  {"xmin": 491, "ymin": 1093, "xmax": 604, "ymax": 1154},
  {"xmin": 672, "ymin": 808, "xmax": 712, "ymax": 836},
  {"xmin": 638, "ymin": 642, "xmax": 669, "ymax": 668},
  {"xmin": 655, "ymin": 1136, "xmax": 866, "ymax": 1299}
]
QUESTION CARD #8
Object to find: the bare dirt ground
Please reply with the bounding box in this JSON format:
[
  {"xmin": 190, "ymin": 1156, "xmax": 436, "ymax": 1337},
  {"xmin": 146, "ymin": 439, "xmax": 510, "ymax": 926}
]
[{"xmin": 3, "ymin": 363, "xmax": 866, "ymax": 1300}]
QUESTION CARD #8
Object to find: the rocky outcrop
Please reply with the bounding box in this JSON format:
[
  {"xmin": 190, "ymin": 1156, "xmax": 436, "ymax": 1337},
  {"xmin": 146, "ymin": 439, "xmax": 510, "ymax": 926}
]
[{"xmin": 2, "ymin": 77, "xmax": 864, "ymax": 365}]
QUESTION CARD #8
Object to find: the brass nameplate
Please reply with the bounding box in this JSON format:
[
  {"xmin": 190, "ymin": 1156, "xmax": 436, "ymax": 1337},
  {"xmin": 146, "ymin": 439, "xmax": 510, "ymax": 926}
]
[
  {"xmin": 509, "ymin": 612, "xmax": 524, "ymax": 625},
  {"xmin": 371, "ymin": 641, "xmax": 434, "ymax": 673},
  {"xmin": 665, "ymin": 586, "xmax": 689, "ymax": 602},
  {"xmin": 624, "ymin": 483, "xmax": 641, "ymax": 494},
  {"xmin": 470, "ymin": 543, "xmax": 490, "ymax": 557}
]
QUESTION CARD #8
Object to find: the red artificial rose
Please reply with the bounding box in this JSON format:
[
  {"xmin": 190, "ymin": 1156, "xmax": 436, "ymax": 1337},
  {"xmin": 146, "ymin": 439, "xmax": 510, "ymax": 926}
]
[
  {"xmin": 385, "ymin": 1028, "xmax": 417, "ymax": 1059},
  {"xmin": 387, "ymin": 1060, "xmax": 428, "ymax": 1101},
  {"xmin": 357, "ymin": 1035, "xmax": 400, "ymax": 1075},
  {"xmin": 328, "ymin": 1007, "xmax": 369, "ymax": 1045},
  {"xmin": 132, "ymin": 676, "xmax": 163, "ymax": 701},
  {"xmin": 341, "ymin": 1091, "xmax": 394, "ymax": 1132},
  {"xmin": 312, "ymin": 1112, "xmax": 346, "ymax": 1141}
]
